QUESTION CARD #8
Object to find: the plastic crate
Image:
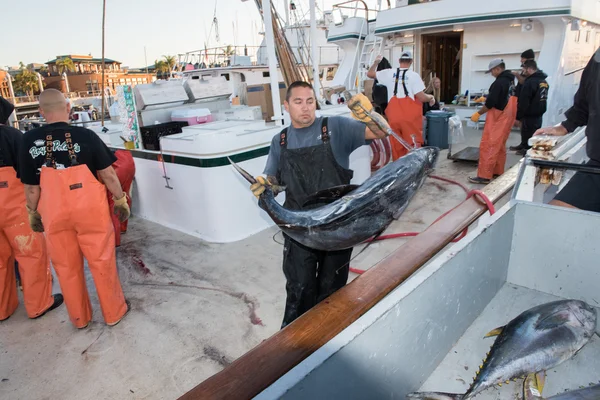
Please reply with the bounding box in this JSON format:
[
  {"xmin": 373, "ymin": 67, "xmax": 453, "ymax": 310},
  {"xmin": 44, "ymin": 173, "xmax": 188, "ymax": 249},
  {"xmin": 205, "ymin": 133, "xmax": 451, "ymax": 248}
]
[{"xmin": 140, "ymin": 121, "xmax": 189, "ymax": 150}]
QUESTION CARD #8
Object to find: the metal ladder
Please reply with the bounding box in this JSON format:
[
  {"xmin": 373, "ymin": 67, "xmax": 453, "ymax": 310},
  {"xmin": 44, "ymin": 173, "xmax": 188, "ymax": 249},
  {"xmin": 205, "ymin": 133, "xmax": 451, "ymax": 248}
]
[{"xmin": 356, "ymin": 24, "xmax": 383, "ymax": 93}]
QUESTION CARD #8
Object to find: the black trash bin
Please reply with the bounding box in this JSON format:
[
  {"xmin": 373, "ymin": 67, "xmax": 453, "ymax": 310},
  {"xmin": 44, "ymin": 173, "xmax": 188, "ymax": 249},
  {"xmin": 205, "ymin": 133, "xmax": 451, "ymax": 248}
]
[{"xmin": 425, "ymin": 111, "xmax": 453, "ymax": 149}]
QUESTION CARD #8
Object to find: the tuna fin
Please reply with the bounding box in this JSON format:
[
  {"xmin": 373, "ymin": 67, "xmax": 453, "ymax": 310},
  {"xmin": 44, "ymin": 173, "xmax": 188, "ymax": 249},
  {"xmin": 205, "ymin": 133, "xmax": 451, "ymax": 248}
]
[
  {"xmin": 406, "ymin": 392, "xmax": 463, "ymax": 400},
  {"xmin": 228, "ymin": 157, "xmax": 257, "ymax": 185},
  {"xmin": 523, "ymin": 372, "xmax": 546, "ymax": 400},
  {"xmin": 535, "ymin": 310, "xmax": 571, "ymax": 330},
  {"xmin": 483, "ymin": 326, "xmax": 504, "ymax": 338},
  {"xmin": 302, "ymin": 184, "xmax": 360, "ymax": 207}
]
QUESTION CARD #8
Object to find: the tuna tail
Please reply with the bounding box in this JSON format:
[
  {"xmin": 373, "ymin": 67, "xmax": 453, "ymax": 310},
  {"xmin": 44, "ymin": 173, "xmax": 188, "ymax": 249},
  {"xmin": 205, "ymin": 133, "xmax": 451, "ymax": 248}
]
[
  {"xmin": 406, "ymin": 392, "xmax": 464, "ymax": 400},
  {"xmin": 228, "ymin": 157, "xmax": 257, "ymax": 185}
]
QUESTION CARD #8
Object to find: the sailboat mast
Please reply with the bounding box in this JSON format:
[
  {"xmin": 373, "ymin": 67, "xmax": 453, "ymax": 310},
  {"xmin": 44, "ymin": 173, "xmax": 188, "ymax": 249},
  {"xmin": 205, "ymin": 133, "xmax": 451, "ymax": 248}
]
[
  {"xmin": 309, "ymin": 0, "xmax": 320, "ymax": 100},
  {"xmin": 262, "ymin": 0, "xmax": 283, "ymax": 124}
]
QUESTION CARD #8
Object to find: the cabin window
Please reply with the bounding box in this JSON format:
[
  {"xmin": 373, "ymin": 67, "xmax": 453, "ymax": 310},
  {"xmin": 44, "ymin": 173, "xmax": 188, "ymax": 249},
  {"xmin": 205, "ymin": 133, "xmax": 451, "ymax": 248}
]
[
  {"xmin": 586, "ymin": 31, "xmax": 591, "ymax": 43},
  {"xmin": 192, "ymin": 75, "xmax": 199, "ymax": 80},
  {"xmin": 240, "ymin": 73, "xmax": 246, "ymax": 82},
  {"xmin": 263, "ymin": 71, "xmax": 270, "ymax": 77},
  {"xmin": 575, "ymin": 31, "xmax": 581, "ymax": 43},
  {"xmin": 221, "ymin": 73, "xmax": 230, "ymax": 81}
]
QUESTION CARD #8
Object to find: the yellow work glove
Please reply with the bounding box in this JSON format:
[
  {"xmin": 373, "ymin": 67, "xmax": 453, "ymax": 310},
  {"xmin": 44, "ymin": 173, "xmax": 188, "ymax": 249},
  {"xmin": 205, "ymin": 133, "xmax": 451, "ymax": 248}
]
[
  {"xmin": 470, "ymin": 112, "xmax": 481, "ymax": 123},
  {"xmin": 250, "ymin": 176, "xmax": 271, "ymax": 198},
  {"xmin": 348, "ymin": 93, "xmax": 391, "ymax": 135},
  {"xmin": 348, "ymin": 93, "xmax": 374, "ymax": 123},
  {"xmin": 113, "ymin": 193, "xmax": 131, "ymax": 223},
  {"xmin": 26, "ymin": 205, "xmax": 44, "ymax": 233}
]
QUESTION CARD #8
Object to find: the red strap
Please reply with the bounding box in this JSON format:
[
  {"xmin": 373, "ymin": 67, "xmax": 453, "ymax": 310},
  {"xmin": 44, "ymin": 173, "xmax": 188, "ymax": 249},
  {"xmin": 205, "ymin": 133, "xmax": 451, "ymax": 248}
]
[{"xmin": 349, "ymin": 183, "xmax": 496, "ymax": 275}]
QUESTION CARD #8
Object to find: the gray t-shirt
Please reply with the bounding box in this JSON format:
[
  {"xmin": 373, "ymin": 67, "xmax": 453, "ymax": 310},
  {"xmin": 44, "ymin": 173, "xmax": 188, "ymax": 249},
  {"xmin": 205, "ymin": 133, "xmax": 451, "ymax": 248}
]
[{"xmin": 263, "ymin": 116, "xmax": 367, "ymax": 176}]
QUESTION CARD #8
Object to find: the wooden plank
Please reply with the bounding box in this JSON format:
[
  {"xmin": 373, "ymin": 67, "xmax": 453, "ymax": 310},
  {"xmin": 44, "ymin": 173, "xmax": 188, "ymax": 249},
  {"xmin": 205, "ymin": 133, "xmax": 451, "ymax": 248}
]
[{"xmin": 178, "ymin": 165, "xmax": 519, "ymax": 400}]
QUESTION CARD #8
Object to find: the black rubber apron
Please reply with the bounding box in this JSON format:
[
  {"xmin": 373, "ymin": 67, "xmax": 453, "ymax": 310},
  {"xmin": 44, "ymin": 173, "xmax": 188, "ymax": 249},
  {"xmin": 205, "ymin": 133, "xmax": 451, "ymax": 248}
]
[{"xmin": 277, "ymin": 118, "xmax": 354, "ymax": 328}]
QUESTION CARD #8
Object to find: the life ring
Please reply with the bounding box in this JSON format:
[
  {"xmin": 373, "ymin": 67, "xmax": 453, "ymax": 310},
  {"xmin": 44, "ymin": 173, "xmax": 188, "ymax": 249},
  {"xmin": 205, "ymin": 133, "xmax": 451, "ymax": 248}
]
[{"xmin": 370, "ymin": 137, "xmax": 392, "ymax": 171}]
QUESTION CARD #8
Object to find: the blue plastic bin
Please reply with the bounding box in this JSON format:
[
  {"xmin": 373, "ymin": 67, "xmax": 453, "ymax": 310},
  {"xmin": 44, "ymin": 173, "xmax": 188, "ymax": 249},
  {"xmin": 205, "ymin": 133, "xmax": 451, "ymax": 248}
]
[{"xmin": 425, "ymin": 111, "xmax": 454, "ymax": 149}]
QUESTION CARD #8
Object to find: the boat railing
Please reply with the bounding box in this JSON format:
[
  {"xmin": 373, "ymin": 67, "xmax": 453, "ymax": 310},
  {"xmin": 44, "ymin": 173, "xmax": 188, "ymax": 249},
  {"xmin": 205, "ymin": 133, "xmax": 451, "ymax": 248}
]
[
  {"xmin": 176, "ymin": 45, "xmax": 342, "ymax": 70},
  {"xmin": 12, "ymin": 95, "xmax": 39, "ymax": 104},
  {"xmin": 331, "ymin": 0, "xmax": 382, "ymax": 21},
  {"xmin": 330, "ymin": 0, "xmax": 441, "ymax": 22}
]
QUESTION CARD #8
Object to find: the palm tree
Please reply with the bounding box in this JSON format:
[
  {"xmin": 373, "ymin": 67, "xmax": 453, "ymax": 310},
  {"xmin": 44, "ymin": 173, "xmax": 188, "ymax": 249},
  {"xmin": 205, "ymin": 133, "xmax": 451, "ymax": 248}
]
[
  {"xmin": 222, "ymin": 45, "xmax": 236, "ymax": 57},
  {"xmin": 162, "ymin": 55, "xmax": 177, "ymax": 72},
  {"xmin": 13, "ymin": 66, "xmax": 39, "ymax": 98},
  {"xmin": 222, "ymin": 45, "xmax": 236, "ymax": 66},
  {"xmin": 39, "ymin": 65, "xmax": 49, "ymax": 77},
  {"xmin": 56, "ymin": 57, "xmax": 76, "ymax": 75},
  {"xmin": 154, "ymin": 60, "xmax": 169, "ymax": 79}
]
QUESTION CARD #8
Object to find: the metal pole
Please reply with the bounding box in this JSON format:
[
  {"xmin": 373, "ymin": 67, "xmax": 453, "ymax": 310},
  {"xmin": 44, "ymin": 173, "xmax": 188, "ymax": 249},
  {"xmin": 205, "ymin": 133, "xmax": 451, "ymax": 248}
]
[
  {"xmin": 309, "ymin": 0, "xmax": 321, "ymax": 100},
  {"xmin": 263, "ymin": 0, "xmax": 283, "ymax": 124},
  {"xmin": 36, "ymin": 73, "xmax": 44, "ymax": 93},
  {"xmin": 6, "ymin": 75, "xmax": 17, "ymax": 128},
  {"xmin": 101, "ymin": 0, "xmax": 106, "ymax": 127},
  {"xmin": 284, "ymin": 0, "xmax": 289, "ymax": 26},
  {"xmin": 6, "ymin": 74, "xmax": 15, "ymax": 103},
  {"xmin": 144, "ymin": 46, "xmax": 149, "ymax": 75}
]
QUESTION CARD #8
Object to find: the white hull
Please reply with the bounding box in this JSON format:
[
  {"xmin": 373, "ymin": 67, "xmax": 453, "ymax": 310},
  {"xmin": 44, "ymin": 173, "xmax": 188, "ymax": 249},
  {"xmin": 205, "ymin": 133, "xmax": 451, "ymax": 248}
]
[{"xmin": 92, "ymin": 105, "xmax": 370, "ymax": 244}]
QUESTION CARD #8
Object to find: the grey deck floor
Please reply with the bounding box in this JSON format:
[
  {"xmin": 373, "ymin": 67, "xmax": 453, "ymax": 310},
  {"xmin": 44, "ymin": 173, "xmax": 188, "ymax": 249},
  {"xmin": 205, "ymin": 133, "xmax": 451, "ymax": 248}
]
[
  {"xmin": 0, "ymin": 126, "xmax": 524, "ymax": 400},
  {"xmin": 419, "ymin": 284, "xmax": 600, "ymax": 399}
]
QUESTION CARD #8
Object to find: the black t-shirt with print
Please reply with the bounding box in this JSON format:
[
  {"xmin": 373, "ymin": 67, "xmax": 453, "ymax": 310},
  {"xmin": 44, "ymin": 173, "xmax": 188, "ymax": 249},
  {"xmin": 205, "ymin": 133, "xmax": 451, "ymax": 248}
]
[
  {"xmin": 19, "ymin": 122, "xmax": 117, "ymax": 185},
  {"xmin": 0, "ymin": 125, "xmax": 23, "ymax": 176}
]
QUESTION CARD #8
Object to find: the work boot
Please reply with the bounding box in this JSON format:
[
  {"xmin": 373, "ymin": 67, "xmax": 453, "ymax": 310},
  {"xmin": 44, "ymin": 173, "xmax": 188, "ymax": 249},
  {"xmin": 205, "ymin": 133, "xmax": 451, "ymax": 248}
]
[
  {"xmin": 32, "ymin": 294, "xmax": 64, "ymax": 319},
  {"xmin": 515, "ymin": 148, "xmax": 529, "ymax": 156},
  {"xmin": 468, "ymin": 176, "xmax": 491, "ymax": 184},
  {"xmin": 509, "ymin": 144, "xmax": 525, "ymax": 151},
  {"xmin": 107, "ymin": 300, "xmax": 131, "ymax": 327}
]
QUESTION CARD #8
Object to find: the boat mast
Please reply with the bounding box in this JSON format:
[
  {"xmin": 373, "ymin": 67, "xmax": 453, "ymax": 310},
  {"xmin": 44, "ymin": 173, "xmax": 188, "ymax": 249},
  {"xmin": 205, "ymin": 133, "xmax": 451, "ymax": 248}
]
[
  {"xmin": 309, "ymin": 0, "xmax": 321, "ymax": 100},
  {"xmin": 262, "ymin": 0, "xmax": 284, "ymax": 124}
]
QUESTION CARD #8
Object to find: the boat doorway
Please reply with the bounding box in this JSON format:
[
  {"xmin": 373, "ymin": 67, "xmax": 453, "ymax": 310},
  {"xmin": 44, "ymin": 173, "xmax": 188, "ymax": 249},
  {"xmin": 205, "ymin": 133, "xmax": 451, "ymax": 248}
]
[{"xmin": 420, "ymin": 31, "xmax": 462, "ymax": 104}]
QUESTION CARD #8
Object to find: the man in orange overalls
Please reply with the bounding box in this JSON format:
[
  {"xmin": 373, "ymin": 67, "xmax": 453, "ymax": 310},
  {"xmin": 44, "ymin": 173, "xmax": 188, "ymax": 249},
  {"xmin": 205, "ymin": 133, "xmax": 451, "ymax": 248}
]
[
  {"xmin": 469, "ymin": 59, "xmax": 517, "ymax": 184},
  {"xmin": 107, "ymin": 150, "xmax": 135, "ymax": 247},
  {"xmin": 0, "ymin": 96, "xmax": 63, "ymax": 321},
  {"xmin": 19, "ymin": 89, "xmax": 131, "ymax": 329},
  {"xmin": 367, "ymin": 51, "xmax": 436, "ymax": 160}
]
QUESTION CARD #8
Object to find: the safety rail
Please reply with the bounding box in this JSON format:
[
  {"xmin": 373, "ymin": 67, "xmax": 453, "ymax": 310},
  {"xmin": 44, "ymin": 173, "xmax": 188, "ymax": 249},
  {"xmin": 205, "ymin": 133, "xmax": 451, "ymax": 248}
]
[
  {"xmin": 332, "ymin": 0, "xmax": 371, "ymax": 20},
  {"xmin": 176, "ymin": 45, "xmax": 342, "ymax": 70}
]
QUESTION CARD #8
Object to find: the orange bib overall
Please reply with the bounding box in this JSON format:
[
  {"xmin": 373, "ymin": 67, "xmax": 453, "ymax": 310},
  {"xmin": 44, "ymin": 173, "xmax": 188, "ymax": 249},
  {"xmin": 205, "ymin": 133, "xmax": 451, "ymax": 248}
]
[
  {"xmin": 107, "ymin": 150, "xmax": 135, "ymax": 247},
  {"xmin": 38, "ymin": 133, "xmax": 127, "ymax": 328},
  {"xmin": 385, "ymin": 69, "xmax": 424, "ymax": 160},
  {"xmin": 0, "ymin": 166, "xmax": 53, "ymax": 320},
  {"xmin": 477, "ymin": 96, "xmax": 518, "ymax": 180}
]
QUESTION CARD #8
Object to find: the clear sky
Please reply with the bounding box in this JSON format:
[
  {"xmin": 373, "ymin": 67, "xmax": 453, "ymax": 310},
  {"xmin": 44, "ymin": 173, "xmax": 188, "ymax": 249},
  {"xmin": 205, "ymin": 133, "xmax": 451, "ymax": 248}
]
[
  {"xmin": 1, "ymin": 0, "xmax": 268, "ymax": 68},
  {"xmin": 2, "ymin": 0, "xmax": 375, "ymax": 69}
]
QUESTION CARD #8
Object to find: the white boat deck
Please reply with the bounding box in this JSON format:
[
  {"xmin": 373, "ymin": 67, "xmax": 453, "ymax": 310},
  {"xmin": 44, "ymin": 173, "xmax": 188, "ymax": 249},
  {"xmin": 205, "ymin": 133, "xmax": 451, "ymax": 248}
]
[
  {"xmin": 0, "ymin": 128, "xmax": 523, "ymax": 399},
  {"xmin": 420, "ymin": 283, "xmax": 600, "ymax": 399}
]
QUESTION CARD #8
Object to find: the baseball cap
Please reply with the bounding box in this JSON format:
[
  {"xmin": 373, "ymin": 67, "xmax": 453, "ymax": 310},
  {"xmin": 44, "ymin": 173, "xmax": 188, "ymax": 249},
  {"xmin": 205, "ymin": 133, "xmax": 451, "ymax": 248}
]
[
  {"xmin": 520, "ymin": 49, "xmax": 535, "ymax": 60},
  {"xmin": 485, "ymin": 58, "xmax": 504, "ymax": 73},
  {"xmin": 400, "ymin": 50, "xmax": 413, "ymax": 60}
]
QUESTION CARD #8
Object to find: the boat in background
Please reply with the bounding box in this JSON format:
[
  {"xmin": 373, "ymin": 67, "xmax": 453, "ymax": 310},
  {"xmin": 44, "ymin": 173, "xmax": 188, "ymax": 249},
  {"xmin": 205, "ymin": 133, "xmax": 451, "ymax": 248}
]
[{"xmin": 326, "ymin": 0, "xmax": 599, "ymax": 126}]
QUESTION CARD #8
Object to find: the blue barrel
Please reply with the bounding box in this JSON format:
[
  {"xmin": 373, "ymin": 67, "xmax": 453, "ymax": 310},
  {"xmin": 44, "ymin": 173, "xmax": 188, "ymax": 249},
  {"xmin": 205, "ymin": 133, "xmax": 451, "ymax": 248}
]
[{"xmin": 425, "ymin": 111, "xmax": 453, "ymax": 149}]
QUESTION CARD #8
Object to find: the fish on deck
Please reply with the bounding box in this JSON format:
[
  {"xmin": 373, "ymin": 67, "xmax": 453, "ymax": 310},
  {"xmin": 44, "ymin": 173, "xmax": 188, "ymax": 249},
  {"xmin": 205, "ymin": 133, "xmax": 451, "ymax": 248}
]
[
  {"xmin": 523, "ymin": 372, "xmax": 600, "ymax": 400},
  {"xmin": 407, "ymin": 300, "xmax": 597, "ymax": 400}
]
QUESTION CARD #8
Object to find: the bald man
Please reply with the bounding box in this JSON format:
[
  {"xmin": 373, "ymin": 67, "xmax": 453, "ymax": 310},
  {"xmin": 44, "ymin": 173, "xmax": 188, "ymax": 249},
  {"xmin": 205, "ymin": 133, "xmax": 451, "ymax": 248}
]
[
  {"xmin": 0, "ymin": 96, "xmax": 63, "ymax": 321},
  {"xmin": 19, "ymin": 89, "xmax": 131, "ymax": 329}
]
